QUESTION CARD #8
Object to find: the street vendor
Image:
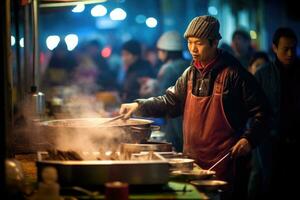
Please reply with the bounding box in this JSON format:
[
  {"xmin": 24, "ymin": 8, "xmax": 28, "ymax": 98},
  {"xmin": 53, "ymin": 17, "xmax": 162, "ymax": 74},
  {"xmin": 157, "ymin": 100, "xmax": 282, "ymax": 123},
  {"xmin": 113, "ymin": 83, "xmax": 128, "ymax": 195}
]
[{"xmin": 119, "ymin": 15, "xmax": 269, "ymax": 200}]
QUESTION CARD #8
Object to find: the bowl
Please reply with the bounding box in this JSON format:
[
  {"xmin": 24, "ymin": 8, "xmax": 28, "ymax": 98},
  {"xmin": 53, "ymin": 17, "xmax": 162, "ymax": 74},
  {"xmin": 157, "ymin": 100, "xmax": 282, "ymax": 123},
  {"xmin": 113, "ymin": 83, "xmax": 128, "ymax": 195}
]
[
  {"xmin": 168, "ymin": 158, "xmax": 194, "ymax": 171},
  {"xmin": 170, "ymin": 169, "xmax": 216, "ymax": 181},
  {"xmin": 190, "ymin": 180, "xmax": 228, "ymax": 191}
]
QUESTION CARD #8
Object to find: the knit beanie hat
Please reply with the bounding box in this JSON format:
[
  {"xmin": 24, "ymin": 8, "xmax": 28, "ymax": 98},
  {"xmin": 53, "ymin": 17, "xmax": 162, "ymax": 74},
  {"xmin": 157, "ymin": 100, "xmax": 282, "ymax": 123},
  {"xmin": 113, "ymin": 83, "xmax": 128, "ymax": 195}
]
[
  {"xmin": 184, "ymin": 15, "xmax": 222, "ymax": 40},
  {"xmin": 122, "ymin": 40, "xmax": 142, "ymax": 56},
  {"xmin": 157, "ymin": 31, "xmax": 183, "ymax": 51}
]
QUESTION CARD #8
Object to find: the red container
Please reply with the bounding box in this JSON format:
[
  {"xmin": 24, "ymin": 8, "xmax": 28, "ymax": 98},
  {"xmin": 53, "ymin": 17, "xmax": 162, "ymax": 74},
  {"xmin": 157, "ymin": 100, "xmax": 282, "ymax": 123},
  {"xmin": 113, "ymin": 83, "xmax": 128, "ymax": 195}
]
[{"xmin": 105, "ymin": 181, "xmax": 129, "ymax": 200}]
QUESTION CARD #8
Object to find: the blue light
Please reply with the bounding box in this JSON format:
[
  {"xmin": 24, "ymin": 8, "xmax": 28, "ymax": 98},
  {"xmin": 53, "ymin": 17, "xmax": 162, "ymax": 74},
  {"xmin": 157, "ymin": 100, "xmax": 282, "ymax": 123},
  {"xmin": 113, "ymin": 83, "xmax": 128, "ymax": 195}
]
[
  {"xmin": 91, "ymin": 5, "xmax": 107, "ymax": 17},
  {"xmin": 96, "ymin": 17, "xmax": 119, "ymax": 29},
  {"xmin": 72, "ymin": 3, "xmax": 85, "ymax": 13},
  {"xmin": 110, "ymin": 8, "xmax": 127, "ymax": 20},
  {"xmin": 46, "ymin": 35, "xmax": 60, "ymax": 50},
  {"xmin": 208, "ymin": 6, "xmax": 218, "ymax": 15},
  {"xmin": 145, "ymin": 17, "xmax": 157, "ymax": 28},
  {"xmin": 64, "ymin": 34, "xmax": 78, "ymax": 51},
  {"xmin": 135, "ymin": 14, "xmax": 146, "ymax": 24}
]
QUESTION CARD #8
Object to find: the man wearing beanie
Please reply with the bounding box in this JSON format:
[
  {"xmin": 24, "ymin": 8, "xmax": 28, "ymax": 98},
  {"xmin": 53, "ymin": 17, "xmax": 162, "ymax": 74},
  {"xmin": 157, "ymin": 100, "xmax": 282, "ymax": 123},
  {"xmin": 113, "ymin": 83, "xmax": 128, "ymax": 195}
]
[{"xmin": 119, "ymin": 16, "xmax": 269, "ymax": 200}]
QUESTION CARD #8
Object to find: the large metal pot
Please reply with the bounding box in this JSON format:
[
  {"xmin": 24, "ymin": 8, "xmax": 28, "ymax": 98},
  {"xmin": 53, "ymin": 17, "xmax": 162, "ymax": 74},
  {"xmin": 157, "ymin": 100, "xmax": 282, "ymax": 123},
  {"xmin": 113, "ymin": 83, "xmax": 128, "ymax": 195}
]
[{"xmin": 37, "ymin": 117, "xmax": 156, "ymax": 145}]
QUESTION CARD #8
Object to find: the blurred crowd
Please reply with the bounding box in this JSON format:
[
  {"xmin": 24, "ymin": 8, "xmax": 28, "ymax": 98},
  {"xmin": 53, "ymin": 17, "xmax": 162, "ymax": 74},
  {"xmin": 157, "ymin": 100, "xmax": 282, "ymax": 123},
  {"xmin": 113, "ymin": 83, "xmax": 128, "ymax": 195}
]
[{"xmin": 41, "ymin": 28, "xmax": 283, "ymax": 105}]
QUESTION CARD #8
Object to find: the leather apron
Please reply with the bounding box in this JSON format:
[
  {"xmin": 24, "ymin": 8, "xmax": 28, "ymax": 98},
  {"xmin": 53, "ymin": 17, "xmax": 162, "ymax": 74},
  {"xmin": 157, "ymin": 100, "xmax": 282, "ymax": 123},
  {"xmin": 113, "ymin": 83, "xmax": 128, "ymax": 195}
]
[{"xmin": 183, "ymin": 68, "xmax": 238, "ymax": 182}]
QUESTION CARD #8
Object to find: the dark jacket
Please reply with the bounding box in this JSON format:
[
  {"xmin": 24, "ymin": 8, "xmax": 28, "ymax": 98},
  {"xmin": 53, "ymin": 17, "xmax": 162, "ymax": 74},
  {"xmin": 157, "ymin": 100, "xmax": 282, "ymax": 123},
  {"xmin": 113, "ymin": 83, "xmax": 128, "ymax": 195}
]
[
  {"xmin": 136, "ymin": 50, "xmax": 270, "ymax": 147},
  {"xmin": 122, "ymin": 59, "xmax": 155, "ymax": 103},
  {"xmin": 255, "ymin": 58, "xmax": 300, "ymax": 143},
  {"xmin": 157, "ymin": 58, "xmax": 190, "ymax": 152}
]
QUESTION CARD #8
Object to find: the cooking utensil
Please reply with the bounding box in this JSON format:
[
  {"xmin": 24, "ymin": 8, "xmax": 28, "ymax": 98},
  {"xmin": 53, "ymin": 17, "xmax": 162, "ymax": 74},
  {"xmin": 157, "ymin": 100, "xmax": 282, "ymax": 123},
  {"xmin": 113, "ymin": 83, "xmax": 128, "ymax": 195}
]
[
  {"xmin": 37, "ymin": 117, "xmax": 155, "ymax": 144},
  {"xmin": 190, "ymin": 180, "xmax": 228, "ymax": 191},
  {"xmin": 98, "ymin": 114, "xmax": 125, "ymax": 126},
  {"xmin": 170, "ymin": 170, "xmax": 216, "ymax": 181},
  {"xmin": 168, "ymin": 158, "xmax": 194, "ymax": 171},
  {"xmin": 208, "ymin": 152, "xmax": 231, "ymax": 171}
]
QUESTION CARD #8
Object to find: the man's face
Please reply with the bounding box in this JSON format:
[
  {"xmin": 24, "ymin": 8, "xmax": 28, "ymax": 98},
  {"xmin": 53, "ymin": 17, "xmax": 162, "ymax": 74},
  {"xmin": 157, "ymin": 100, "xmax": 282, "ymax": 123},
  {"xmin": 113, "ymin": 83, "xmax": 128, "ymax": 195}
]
[
  {"xmin": 231, "ymin": 35, "xmax": 250, "ymax": 55},
  {"xmin": 273, "ymin": 37, "xmax": 297, "ymax": 66},
  {"xmin": 187, "ymin": 37, "xmax": 217, "ymax": 62},
  {"xmin": 121, "ymin": 50, "xmax": 136, "ymax": 69}
]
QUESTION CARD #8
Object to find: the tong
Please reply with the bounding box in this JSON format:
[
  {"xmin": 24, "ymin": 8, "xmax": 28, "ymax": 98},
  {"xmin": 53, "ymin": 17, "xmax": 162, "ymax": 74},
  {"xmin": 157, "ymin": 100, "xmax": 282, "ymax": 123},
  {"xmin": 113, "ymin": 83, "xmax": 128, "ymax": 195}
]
[
  {"xmin": 208, "ymin": 152, "xmax": 231, "ymax": 171},
  {"xmin": 98, "ymin": 114, "xmax": 125, "ymax": 126}
]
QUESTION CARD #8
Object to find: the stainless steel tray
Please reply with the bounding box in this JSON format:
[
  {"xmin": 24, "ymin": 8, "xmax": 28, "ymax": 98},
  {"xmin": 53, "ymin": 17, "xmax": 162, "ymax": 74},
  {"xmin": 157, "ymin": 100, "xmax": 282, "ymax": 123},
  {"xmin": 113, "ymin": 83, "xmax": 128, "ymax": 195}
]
[{"xmin": 36, "ymin": 151, "xmax": 170, "ymax": 187}]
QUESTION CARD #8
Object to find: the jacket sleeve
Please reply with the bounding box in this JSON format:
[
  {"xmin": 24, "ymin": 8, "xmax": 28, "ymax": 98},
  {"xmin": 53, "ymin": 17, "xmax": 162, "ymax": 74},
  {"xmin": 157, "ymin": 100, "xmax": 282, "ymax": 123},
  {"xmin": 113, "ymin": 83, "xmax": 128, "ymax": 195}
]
[
  {"xmin": 134, "ymin": 67, "xmax": 190, "ymax": 118},
  {"xmin": 232, "ymin": 68, "xmax": 270, "ymax": 147}
]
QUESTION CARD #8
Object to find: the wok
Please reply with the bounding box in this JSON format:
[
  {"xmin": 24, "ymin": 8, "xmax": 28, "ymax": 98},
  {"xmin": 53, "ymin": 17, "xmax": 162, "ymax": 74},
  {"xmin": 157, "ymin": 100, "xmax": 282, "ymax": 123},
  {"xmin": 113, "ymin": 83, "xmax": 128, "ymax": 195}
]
[{"xmin": 38, "ymin": 117, "xmax": 157, "ymax": 144}]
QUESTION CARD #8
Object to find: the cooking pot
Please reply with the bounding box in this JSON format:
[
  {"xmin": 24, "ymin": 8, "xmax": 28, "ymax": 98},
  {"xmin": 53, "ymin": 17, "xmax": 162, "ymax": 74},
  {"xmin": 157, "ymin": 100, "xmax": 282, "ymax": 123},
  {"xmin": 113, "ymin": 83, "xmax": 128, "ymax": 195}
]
[{"xmin": 37, "ymin": 118, "xmax": 157, "ymax": 145}]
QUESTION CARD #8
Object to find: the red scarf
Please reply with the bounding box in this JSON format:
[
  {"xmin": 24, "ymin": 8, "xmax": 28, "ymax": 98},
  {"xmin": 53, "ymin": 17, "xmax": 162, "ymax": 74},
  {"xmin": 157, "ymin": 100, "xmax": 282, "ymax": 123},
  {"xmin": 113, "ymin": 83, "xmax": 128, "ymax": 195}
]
[{"xmin": 194, "ymin": 55, "xmax": 219, "ymax": 75}]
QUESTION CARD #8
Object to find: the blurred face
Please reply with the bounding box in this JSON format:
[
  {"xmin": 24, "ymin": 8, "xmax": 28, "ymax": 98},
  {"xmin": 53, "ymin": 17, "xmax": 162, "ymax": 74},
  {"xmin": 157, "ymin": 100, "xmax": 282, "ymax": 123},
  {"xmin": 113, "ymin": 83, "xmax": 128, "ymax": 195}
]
[
  {"xmin": 249, "ymin": 58, "xmax": 267, "ymax": 75},
  {"xmin": 232, "ymin": 35, "xmax": 250, "ymax": 55},
  {"xmin": 121, "ymin": 50, "xmax": 137, "ymax": 69},
  {"xmin": 273, "ymin": 37, "xmax": 297, "ymax": 66},
  {"xmin": 157, "ymin": 49, "xmax": 167, "ymax": 62},
  {"xmin": 187, "ymin": 37, "xmax": 218, "ymax": 63}
]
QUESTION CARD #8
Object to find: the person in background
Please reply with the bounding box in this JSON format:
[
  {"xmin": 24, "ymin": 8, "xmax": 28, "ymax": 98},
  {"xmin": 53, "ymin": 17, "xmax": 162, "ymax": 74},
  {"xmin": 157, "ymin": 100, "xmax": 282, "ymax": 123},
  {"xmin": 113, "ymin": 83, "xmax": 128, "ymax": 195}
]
[
  {"xmin": 254, "ymin": 27, "xmax": 300, "ymax": 199},
  {"xmin": 247, "ymin": 51, "xmax": 270, "ymax": 200},
  {"xmin": 219, "ymin": 42, "xmax": 234, "ymax": 55},
  {"xmin": 121, "ymin": 39, "xmax": 155, "ymax": 103},
  {"xmin": 248, "ymin": 51, "xmax": 270, "ymax": 75},
  {"xmin": 41, "ymin": 42, "xmax": 77, "ymax": 99},
  {"xmin": 82, "ymin": 40, "xmax": 117, "ymax": 91},
  {"xmin": 231, "ymin": 29, "xmax": 255, "ymax": 68},
  {"xmin": 140, "ymin": 31, "xmax": 190, "ymax": 152},
  {"xmin": 119, "ymin": 16, "xmax": 269, "ymax": 200},
  {"xmin": 144, "ymin": 46, "xmax": 162, "ymax": 76},
  {"xmin": 72, "ymin": 50, "xmax": 99, "ymax": 94}
]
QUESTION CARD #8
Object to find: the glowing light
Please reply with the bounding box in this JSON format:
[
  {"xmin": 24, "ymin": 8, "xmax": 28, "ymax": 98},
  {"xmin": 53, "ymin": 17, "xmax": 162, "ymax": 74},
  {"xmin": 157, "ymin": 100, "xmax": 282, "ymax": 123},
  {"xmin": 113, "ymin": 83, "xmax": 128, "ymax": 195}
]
[
  {"xmin": 19, "ymin": 38, "xmax": 24, "ymax": 48},
  {"xmin": 145, "ymin": 17, "xmax": 157, "ymax": 28},
  {"xmin": 250, "ymin": 30, "xmax": 257, "ymax": 39},
  {"xmin": 11, "ymin": 36, "xmax": 15, "ymax": 46},
  {"xmin": 72, "ymin": 3, "xmax": 85, "ymax": 13},
  {"xmin": 101, "ymin": 46, "xmax": 112, "ymax": 58},
  {"xmin": 208, "ymin": 6, "xmax": 218, "ymax": 15},
  {"xmin": 64, "ymin": 34, "xmax": 78, "ymax": 51},
  {"xmin": 110, "ymin": 8, "xmax": 126, "ymax": 20},
  {"xmin": 91, "ymin": 5, "xmax": 107, "ymax": 17},
  {"xmin": 46, "ymin": 35, "xmax": 60, "ymax": 50}
]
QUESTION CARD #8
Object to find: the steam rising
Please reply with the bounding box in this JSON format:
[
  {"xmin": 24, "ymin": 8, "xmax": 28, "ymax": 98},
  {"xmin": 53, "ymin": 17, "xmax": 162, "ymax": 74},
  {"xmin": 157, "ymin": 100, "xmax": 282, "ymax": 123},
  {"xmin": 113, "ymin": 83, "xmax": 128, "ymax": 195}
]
[
  {"xmin": 53, "ymin": 122, "xmax": 127, "ymax": 160},
  {"xmin": 15, "ymin": 87, "xmax": 123, "ymax": 158}
]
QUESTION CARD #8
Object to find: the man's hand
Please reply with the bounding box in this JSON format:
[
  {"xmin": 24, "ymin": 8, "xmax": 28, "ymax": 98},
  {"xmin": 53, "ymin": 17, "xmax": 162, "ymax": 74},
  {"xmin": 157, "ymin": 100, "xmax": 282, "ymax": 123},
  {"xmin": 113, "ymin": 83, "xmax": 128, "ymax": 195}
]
[
  {"xmin": 231, "ymin": 138, "xmax": 251, "ymax": 158},
  {"xmin": 119, "ymin": 102, "xmax": 139, "ymax": 119}
]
